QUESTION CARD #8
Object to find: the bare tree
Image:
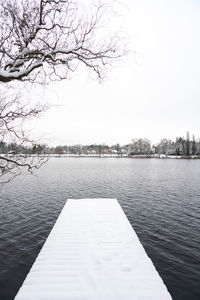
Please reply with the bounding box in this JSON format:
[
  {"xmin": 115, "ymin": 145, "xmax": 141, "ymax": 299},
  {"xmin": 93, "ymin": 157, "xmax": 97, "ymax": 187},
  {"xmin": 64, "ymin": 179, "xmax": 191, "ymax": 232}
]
[
  {"xmin": 0, "ymin": 0, "xmax": 125, "ymax": 84},
  {"xmin": 0, "ymin": 0, "xmax": 126, "ymax": 182},
  {"xmin": 130, "ymin": 138, "xmax": 151, "ymax": 155},
  {"xmin": 157, "ymin": 138, "xmax": 173, "ymax": 156},
  {"xmin": 0, "ymin": 88, "xmax": 48, "ymax": 182}
]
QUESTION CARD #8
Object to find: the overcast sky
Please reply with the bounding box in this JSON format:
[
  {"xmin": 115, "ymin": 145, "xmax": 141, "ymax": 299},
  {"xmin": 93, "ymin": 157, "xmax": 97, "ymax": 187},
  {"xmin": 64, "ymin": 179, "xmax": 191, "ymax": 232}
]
[{"xmin": 30, "ymin": 0, "xmax": 200, "ymax": 146}]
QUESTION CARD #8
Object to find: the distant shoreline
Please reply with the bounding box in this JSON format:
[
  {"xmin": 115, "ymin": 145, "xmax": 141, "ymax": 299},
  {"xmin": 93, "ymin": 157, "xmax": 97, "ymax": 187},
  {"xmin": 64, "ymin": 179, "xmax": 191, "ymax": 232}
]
[
  {"xmin": 1, "ymin": 154, "xmax": 200, "ymax": 159},
  {"xmin": 47, "ymin": 154, "xmax": 200, "ymax": 159}
]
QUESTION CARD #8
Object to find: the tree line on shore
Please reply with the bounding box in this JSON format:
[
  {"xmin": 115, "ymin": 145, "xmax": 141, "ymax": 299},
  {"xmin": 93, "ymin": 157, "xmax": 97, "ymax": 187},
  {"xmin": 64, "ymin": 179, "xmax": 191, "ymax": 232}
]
[{"xmin": 1, "ymin": 132, "xmax": 200, "ymax": 156}]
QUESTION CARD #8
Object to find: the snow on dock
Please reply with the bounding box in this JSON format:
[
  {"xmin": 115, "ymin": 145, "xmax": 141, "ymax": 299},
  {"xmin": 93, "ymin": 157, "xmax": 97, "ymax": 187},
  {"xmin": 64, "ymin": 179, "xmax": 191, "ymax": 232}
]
[{"xmin": 15, "ymin": 199, "xmax": 172, "ymax": 300}]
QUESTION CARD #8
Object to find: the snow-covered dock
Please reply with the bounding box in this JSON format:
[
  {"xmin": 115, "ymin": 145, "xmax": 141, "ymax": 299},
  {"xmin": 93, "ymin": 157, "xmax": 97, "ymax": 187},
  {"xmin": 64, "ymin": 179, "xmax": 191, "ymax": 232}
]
[{"xmin": 15, "ymin": 199, "xmax": 172, "ymax": 300}]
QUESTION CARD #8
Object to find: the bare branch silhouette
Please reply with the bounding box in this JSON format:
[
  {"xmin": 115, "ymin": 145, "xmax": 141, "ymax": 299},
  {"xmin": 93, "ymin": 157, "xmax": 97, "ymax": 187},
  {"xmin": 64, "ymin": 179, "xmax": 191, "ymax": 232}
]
[
  {"xmin": 0, "ymin": 0, "xmax": 126, "ymax": 84},
  {"xmin": 0, "ymin": 89, "xmax": 48, "ymax": 183}
]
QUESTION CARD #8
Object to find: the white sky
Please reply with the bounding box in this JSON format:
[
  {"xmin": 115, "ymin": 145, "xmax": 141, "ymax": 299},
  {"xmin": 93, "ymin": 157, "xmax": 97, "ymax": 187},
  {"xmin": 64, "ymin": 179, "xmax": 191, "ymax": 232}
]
[{"xmin": 30, "ymin": 0, "xmax": 200, "ymax": 146}]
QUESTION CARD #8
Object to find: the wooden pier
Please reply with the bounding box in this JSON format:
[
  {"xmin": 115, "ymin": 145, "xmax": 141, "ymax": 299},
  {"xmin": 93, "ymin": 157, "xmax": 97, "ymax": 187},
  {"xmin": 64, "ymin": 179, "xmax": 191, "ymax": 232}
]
[{"xmin": 15, "ymin": 198, "xmax": 172, "ymax": 300}]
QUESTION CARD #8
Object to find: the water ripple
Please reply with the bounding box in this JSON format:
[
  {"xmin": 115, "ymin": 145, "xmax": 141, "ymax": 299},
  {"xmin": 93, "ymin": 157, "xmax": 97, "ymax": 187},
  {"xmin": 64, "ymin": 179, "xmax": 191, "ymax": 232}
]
[{"xmin": 0, "ymin": 158, "xmax": 200, "ymax": 300}]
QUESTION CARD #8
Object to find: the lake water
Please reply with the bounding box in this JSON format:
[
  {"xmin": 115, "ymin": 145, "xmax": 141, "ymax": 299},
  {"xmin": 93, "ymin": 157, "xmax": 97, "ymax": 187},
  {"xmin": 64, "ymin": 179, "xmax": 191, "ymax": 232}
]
[{"xmin": 0, "ymin": 158, "xmax": 200, "ymax": 300}]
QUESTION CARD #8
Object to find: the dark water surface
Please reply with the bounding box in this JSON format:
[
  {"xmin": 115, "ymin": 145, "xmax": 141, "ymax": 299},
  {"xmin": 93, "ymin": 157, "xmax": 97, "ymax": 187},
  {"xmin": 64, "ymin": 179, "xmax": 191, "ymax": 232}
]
[{"xmin": 0, "ymin": 158, "xmax": 200, "ymax": 300}]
